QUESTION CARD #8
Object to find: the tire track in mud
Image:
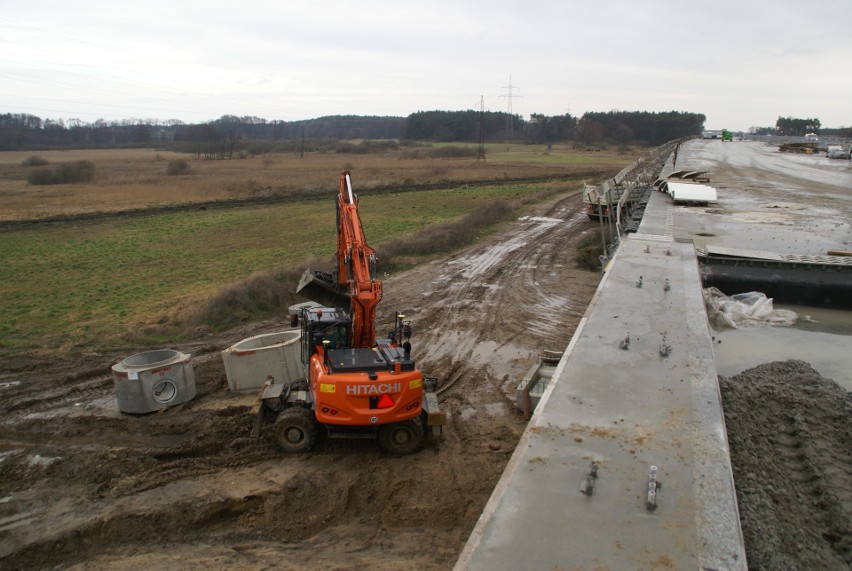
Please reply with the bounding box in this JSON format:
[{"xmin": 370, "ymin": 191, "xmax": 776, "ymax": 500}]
[
  {"xmin": 379, "ymin": 192, "xmax": 601, "ymax": 482},
  {"xmin": 387, "ymin": 193, "xmax": 597, "ymax": 401},
  {"xmin": 0, "ymin": 375, "xmax": 112, "ymax": 416},
  {"xmin": 720, "ymin": 361, "xmax": 852, "ymax": 570}
]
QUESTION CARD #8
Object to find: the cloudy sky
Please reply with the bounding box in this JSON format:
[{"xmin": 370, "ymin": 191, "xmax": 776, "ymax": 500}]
[{"xmin": 2, "ymin": 0, "xmax": 850, "ymax": 130}]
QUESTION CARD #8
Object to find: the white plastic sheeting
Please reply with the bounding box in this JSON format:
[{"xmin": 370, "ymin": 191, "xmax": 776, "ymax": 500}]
[
  {"xmin": 703, "ymin": 287, "xmax": 798, "ymax": 329},
  {"xmin": 665, "ymin": 181, "xmax": 718, "ymax": 203}
]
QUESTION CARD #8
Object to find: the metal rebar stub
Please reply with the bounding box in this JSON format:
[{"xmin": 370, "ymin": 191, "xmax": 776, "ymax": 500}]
[
  {"xmin": 659, "ymin": 333, "xmax": 672, "ymax": 358},
  {"xmin": 646, "ymin": 465, "xmax": 662, "ymax": 511},
  {"xmin": 636, "ymin": 275, "xmax": 643, "ymax": 288},
  {"xmin": 663, "ymin": 278, "xmax": 671, "ymax": 292},
  {"xmin": 579, "ymin": 461, "xmax": 599, "ymax": 496}
]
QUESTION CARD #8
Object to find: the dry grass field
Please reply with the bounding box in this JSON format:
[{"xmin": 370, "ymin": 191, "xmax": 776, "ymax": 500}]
[
  {"xmin": 0, "ymin": 144, "xmax": 638, "ymax": 357},
  {"xmin": 0, "ymin": 143, "xmax": 635, "ymax": 221}
]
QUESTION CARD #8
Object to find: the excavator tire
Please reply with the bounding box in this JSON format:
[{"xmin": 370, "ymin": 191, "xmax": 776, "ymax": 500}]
[
  {"xmin": 272, "ymin": 407, "xmax": 317, "ymax": 453},
  {"xmin": 377, "ymin": 419, "xmax": 424, "ymax": 455}
]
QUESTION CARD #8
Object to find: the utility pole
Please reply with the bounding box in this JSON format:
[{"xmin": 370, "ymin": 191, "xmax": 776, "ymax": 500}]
[
  {"xmin": 476, "ymin": 95, "xmax": 486, "ymax": 160},
  {"xmin": 499, "ymin": 75, "xmax": 521, "ymax": 142}
]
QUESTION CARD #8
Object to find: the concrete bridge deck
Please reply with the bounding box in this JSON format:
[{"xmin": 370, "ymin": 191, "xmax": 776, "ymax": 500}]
[
  {"xmin": 455, "ymin": 151, "xmax": 749, "ymax": 570},
  {"xmin": 455, "ymin": 139, "xmax": 851, "ymax": 569},
  {"xmin": 455, "ymin": 230, "xmax": 746, "ymax": 570}
]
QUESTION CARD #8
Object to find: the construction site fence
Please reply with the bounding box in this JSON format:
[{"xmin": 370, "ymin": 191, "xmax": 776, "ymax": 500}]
[{"xmin": 591, "ymin": 137, "xmax": 687, "ymax": 239}]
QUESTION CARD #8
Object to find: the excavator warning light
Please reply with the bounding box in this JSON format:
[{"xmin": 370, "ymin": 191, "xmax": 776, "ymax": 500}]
[{"xmin": 377, "ymin": 394, "xmax": 394, "ymax": 409}]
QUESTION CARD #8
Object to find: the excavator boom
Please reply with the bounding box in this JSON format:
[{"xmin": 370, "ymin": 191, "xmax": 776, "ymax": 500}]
[
  {"xmin": 295, "ymin": 172, "xmax": 382, "ymax": 347},
  {"xmin": 336, "ymin": 172, "xmax": 381, "ymax": 348}
]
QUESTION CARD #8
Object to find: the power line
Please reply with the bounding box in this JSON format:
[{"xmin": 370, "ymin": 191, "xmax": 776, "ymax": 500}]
[{"xmin": 498, "ymin": 75, "xmax": 521, "ymax": 141}]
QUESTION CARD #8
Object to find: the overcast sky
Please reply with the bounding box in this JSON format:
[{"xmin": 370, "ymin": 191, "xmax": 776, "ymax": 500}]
[{"xmin": 2, "ymin": 0, "xmax": 850, "ymax": 131}]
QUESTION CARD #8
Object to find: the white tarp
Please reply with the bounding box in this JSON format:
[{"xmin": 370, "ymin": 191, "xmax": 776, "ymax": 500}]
[
  {"xmin": 703, "ymin": 287, "xmax": 798, "ymax": 329},
  {"xmin": 666, "ymin": 181, "xmax": 717, "ymax": 203}
]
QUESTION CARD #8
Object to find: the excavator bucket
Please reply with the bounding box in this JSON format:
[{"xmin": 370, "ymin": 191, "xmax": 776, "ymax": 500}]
[{"xmin": 296, "ymin": 269, "xmax": 350, "ymax": 309}]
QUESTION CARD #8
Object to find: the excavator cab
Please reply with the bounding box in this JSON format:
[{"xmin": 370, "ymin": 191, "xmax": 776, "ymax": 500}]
[
  {"xmin": 289, "ymin": 304, "xmax": 428, "ymax": 453},
  {"xmin": 299, "ymin": 306, "xmax": 351, "ymax": 367}
]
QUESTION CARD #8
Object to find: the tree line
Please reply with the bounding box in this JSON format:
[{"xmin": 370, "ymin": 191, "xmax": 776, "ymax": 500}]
[
  {"xmin": 403, "ymin": 110, "xmax": 706, "ymax": 146},
  {"xmin": 0, "ymin": 108, "xmax": 707, "ymax": 152},
  {"xmin": 0, "ymin": 113, "xmax": 406, "ymax": 151},
  {"xmin": 749, "ymin": 118, "xmax": 851, "ymax": 138},
  {"xmin": 577, "ymin": 111, "xmax": 706, "ymax": 146},
  {"xmin": 774, "ymin": 116, "xmax": 821, "ymax": 136}
]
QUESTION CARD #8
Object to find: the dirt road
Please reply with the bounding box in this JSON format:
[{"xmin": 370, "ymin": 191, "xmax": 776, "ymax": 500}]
[{"xmin": 0, "ymin": 193, "xmax": 600, "ymax": 569}]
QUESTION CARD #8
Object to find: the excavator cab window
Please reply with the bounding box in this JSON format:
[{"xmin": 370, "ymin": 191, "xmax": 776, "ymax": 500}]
[
  {"xmin": 301, "ymin": 308, "xmax": 353, "ymax": 366},
  {"xmin": 321, "ymin": 324, "xmax": 349, "ymax": 350}
]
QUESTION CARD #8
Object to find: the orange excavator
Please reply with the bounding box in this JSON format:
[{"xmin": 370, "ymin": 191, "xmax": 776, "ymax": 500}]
[{"xmin": 253, "ymin": 171, "xmax": 443, "ymax": 454}]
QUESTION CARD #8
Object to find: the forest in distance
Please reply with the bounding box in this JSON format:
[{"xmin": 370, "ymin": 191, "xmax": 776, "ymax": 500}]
[
  {"xmin": 4, "ymin": 108, "xmax": 846, "ymax": 155},
  {"xmin": 1, "ymin": 109, "xmax": 707, "ymax": 151}
]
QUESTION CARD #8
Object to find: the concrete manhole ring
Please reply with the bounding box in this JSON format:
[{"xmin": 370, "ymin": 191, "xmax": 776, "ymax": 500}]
[{"xmin": 153, "ymin": 380, "xmax": 178, "ymax": 403}]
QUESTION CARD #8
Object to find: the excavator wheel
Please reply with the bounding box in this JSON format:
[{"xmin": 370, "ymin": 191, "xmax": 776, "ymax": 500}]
[
  {"xmin": 272, "ymin": 407, "xmax": 317, "ymax": 453},
  {"xmin": 377, "ymin": 419, "xmax": 424, "ymax": 455}
]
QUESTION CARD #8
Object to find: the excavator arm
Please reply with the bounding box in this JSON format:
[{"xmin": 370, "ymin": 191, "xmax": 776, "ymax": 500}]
[
  {"xmin": 296, "ymin": 172, "xmax": 382, "ymax": 348},
  {"xmin": 335, "ymin": 171, "xmax": 382, "ymax": 348}
]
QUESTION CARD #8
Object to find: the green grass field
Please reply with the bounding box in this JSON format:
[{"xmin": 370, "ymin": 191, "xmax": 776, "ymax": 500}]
[
  {"xmin": 464, "ymin": 142, "xmax": 635, "ymax": 165},
  {"xmin": 0, "ymin": 181, "xmax": 552, "ymax": 356}
]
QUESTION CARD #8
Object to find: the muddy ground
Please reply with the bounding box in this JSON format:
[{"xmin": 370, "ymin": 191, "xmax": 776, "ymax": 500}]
[
  {"xmin": 0, "ymin": 193, "xmax": 600, "ymax": 569},
  {"xmin": 1, "ymin": 191, "xmax": 850, "ymax": 569},
  {"xmin": 720, "ymin": 361, "xmax": 851, "ymax": 570}
]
